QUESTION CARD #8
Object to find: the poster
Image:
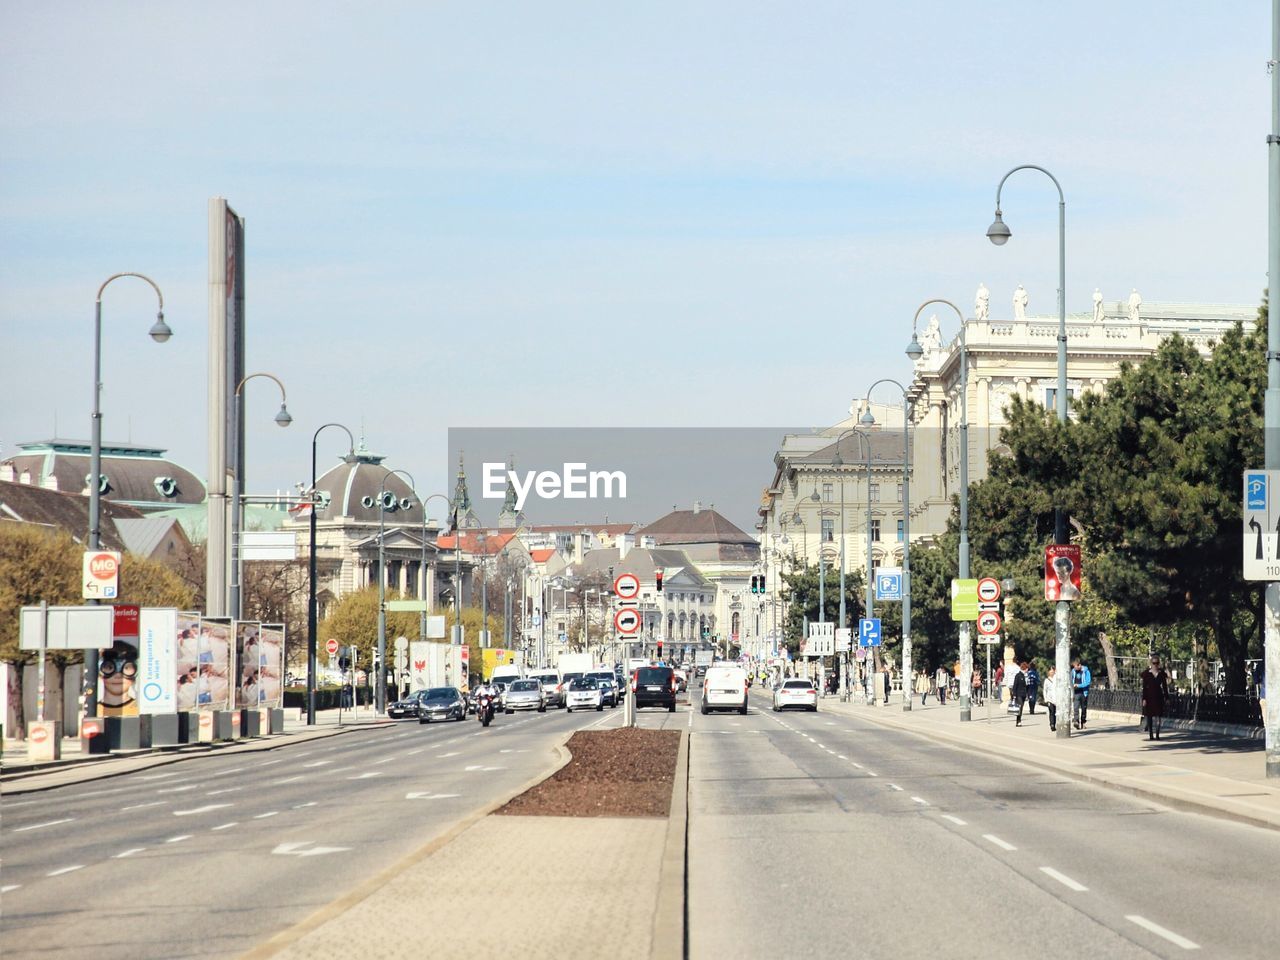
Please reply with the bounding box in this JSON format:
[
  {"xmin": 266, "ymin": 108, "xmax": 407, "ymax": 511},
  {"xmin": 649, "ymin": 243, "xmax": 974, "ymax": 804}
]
[
  {"xmin": 137, "ymin": 608, "xmax": 177, "ymax": 715},
  {"xmin": 234, "ymin": 620, "xmax": 263, "ymax": 709},
  {"xmin": 258, "ymin": 623, "xmax": 285, "ymax": 708},
  {"xmin": 1044, "ymin": 544, "xmax": 1083, "ymax": 601},
  {"xmin": 197, "ymin": 617, "xmax": 233, "ymax": 710},
  {"xmin": 175, "ymin": 611, "xmax": 201, "ymax": 711}
]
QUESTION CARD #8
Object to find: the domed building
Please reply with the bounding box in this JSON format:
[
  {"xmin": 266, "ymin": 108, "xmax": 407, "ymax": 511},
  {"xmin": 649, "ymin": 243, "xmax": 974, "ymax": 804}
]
[{"xmin": 0, "ymin": 438, "xmax": 205, "ymax": 511}]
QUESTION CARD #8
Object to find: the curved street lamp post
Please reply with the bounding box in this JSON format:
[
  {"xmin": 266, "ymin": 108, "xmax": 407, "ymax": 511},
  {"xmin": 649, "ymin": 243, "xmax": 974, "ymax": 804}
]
[
  {"xmin": 377, "ymin": 468, "xmax": 417, "ymax": 715},
  {"xmin": 306, "ymin": 423, "xmax": 355, "ymax": 725},
  {"xmin": 826, "ymin": 429, "xmax": 873, "ymax": 703}
]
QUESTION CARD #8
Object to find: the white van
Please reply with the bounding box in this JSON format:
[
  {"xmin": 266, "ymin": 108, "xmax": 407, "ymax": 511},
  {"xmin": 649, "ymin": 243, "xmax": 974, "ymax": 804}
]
[
  {"xmin": 490, "ymin": 665, "xmax": 522, "ymax": 690},
  {"xmin": 701, "ymin": 664, "xmax": 748, "ymax": 715}
]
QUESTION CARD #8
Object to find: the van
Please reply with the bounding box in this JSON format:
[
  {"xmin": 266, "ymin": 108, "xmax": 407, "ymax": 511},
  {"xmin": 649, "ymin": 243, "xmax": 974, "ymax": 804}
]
[{"xmin": 701, "ymin": 664, "xmax": 748, "ymax": 715}]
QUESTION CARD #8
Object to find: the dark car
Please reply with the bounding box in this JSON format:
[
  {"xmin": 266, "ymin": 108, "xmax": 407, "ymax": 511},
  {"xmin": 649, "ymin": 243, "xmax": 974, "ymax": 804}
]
[
  {"xmin": 387, "ymin": 696, "xmax": 419, "ymax": 719},
  {"xmin": 633, "ymin": 665, "xmax": 676, "ymax": 712},
  {"xmin": 417, "ymin": 686, "xmax": 467, "ymax": 723}
]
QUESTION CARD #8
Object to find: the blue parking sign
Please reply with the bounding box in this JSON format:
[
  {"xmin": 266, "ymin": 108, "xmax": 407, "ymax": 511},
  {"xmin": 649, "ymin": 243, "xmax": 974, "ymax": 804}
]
[
  {"xmin": 1247, "ymin": 473, "xmax": 1268, "ymax": 511},
  {"xmin": 874, "ymin": 567, "xmax": 902, "ymax": 601},
  {"xmin": 858, "ymin": 618, "xmax": 882, "ymax": 647}
]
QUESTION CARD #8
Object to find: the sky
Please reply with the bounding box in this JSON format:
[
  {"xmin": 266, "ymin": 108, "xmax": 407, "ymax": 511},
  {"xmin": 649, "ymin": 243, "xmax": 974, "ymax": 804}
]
[{"xmin": 0, "ymin": 1, "xmax": 1269, "ymax": 524}]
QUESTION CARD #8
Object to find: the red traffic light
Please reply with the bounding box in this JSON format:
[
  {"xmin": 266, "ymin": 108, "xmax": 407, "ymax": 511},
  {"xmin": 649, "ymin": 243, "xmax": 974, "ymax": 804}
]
[{"xmin": 655, "ymin": 571, "xmax": 664, "ymax": 593}]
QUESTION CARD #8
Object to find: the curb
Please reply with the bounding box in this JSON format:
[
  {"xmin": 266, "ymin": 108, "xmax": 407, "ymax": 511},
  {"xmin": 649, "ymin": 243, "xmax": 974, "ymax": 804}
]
[
  {"xmin": 842, "ymin": 704, "xmax": 1280, "ymax": 834},
  {"xmin": 239, "ymin": 731, "xmax": 577, "ymax": 960},
  {"xmin": 651, "ymin": 729, "xmax": 689, "ymax": 960}
]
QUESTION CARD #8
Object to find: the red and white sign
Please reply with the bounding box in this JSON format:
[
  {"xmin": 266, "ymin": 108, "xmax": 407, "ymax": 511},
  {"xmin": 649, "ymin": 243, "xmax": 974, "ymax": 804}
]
[
  {"xmin": 614, "ymin": 608, "xmax": 641, "ymax": 634},
  {"xmin": 326, "ymin": 638, "xmax": 340, "ymax": 656},
  {"xmin": 30, "ymin": 725, "xmax": 49, "ymax": 744},
  {"xmin": 112, "ymin": 604, "xmax": 140, "ymax": 640},
  {"xmin": 83, "ymin": 551, "xmax": 121, "ymax": 600},
  {"xmin": 976, "ymin": 578, "xmax": 1002, "ymax": 603},
  {"xmin": 1045, "ymin": 545, "xmax": 1083, "ymax": 602},
  {"xmin": 613, "ymin": 573, "xmax": 641, "ymax": 600},
  {"xmin": 82, "ymin": 718, "xmax": 103, "ymax": 739},
  {"xmin": 976, "ymin": 610, "xmax": 1002, "ymax": 635}
]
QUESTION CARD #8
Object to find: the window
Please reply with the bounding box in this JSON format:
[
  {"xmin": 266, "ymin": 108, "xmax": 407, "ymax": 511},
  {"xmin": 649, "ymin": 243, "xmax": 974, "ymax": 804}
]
[
  {"xmin": 822, "ymin": 483, "xmax": 833, "ymax": 503},
  {"xmin": 1045, "ymin": 387, "xmax": 1076, "ymax": 409},
  {"xmin": 869, "ymin": 483, "xmax": 880, "ymax": 502},
  {"xmin": 896, "ymin": 483, "xmax": 903, "ymax": 502},
  {"xmin": 897, "ymin": 519, "xmax": 904, "ymax": 542},
  {"xmin": 871, "ymin": 519, "xmax": 882, "ymax": 541},
  {"xmin": 821, "ymin": 518, "xmax": 834, "ymax": 542}
]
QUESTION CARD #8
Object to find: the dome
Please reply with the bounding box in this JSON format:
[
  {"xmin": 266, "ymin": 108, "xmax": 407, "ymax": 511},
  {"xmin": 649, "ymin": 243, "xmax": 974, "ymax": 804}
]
[{"xmin": 312, "ymin": 442, "xmax": 423, "ymax": 524}]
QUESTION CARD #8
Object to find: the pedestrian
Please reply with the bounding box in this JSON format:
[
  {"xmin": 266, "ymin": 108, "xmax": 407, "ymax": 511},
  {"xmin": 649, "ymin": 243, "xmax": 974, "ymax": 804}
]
[
  {"xmin": 971, "ymin": 668, "xmax": 983, "ymax": 705},
  {"xmin": 1253, "ymin": 660, "xmax": 1267, "ymax": 727},
  {"xmin": 882, "ymin": 668, "xmax": 891, "ymax": 704},
  {"xmin": 935, "ymin": 665, "xmax": 949, "ymax": 705},
  {"xmin": 1042, "ymin": 665, "xmax": 1060, "ymax": 732},
  {"xmin": 1071, "ymin": 657, "xmax": 1093, "ymax": 729},
  {"xmin": 1025, "ymin": 661, "xmax": 1040, "ymax": 714},
  {"xmin": 1012, "ymin": 661, "xmax": 1028, "ymax": 726},
  {"xmin": 915, "ymin": 669, "xmax": 929, "ymax": 706},
  {"xmin": 1140, "ymin": 655, "xmax": 1170, "ymax": 740},
  {"xmin": 994, "ymin": 663, "xmax": 1004, "ymax": 702}
]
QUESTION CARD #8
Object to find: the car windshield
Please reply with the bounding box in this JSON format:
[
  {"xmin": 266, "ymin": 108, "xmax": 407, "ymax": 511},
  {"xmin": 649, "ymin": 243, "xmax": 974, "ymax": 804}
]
[
  {"xmin": 531, "ymin": 675, "xmax": 558, "ymax": 684},
  {"xmin": 424, "ymin": 688, "xmax": 457, "ymax": 701},
  {"xmin": 570, "ymin": 677, "xmax": 598, "ymax": 690},
  {"xmin": 509, "ymin": 680, "xmax": 539, "ymax": 691},
  {"xmin": 783, "ymin": 680, "xmax": 812, "ymax": 690},
  {"xmin": 589, "ymin": 673, "xmax": 613, "ymax": 684},
  {"xmin": 636, "ymin": 668, "xmax": 672, "ymax": 684}
]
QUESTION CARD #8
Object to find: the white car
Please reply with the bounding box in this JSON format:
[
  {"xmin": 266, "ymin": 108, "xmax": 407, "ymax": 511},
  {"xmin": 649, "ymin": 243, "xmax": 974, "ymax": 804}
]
[
  {"xmin": 530, "ymin": 671, "xmax": 565, "ymax": 708},
  {"xmin": 773, "ymin": 677, "xmax": 818, "ymax": 712},
  {"xmin": 701, "ymin": 665, "xmax": 748, "ymax": 715},
  {"xmin": 565, "ymin": 676, "xmax": 604, "ymax": 712}
]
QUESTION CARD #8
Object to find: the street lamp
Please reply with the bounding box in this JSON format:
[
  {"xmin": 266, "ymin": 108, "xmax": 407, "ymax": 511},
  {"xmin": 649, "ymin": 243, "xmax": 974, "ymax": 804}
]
[
  {"xmin": 230, "ymin": 373, "xmax": 292, "ymax": 620},
  {"xmin": 419, "ymin": 494, "xmax": 453, "ymax": 643},
  {"xmin": 306, "ymin": 422, "xmax": 355, "ymax": 725},
  {"xmin": 859, "ymin": 380, "xmax": 914, "ymax": 711},
  {"xmin": 988, "ymin": 164, "xmax": 1071, "ymax": 738},
  {"xmin": 907, "ymin": 299, "xmax": 973, "ymax": 721},
  {"xmin": 87, "ymin": 272, "xmax": 169, "ymax": 715},
  {"xmin": 377, "ymin": 468, "xmax": 417, "ymax": 714},
  {"xmin": 477, "ymin": 532, "xmax": 489, "ymax": 648},
  {"xmin": 828, "ymin": 429, "xmax": 872, "ymax": 703}
]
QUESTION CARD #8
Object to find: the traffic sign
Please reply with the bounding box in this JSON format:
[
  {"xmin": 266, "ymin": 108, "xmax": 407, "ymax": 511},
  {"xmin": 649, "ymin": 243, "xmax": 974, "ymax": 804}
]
[
  {"xmin": 83, "ymin": 550, "xmax": 121, "ymax": 600},
  {"xmin": 950, "ymin": 579, "xmax": 978, "ymax": 621},
  {"xmin": 976, "ymin": 635, "xmax": 1002, "ymax": 645},
  {"xmin": 976, "ymin": 610, "xmax": 1002, "ymax": 635},
  {"xmin": 835, "ymin": 627, "xmax": 852, "ymax": 653},
  {"xmin": 614, "ymin": 608, "xmax": 641, "ymax": 634},
  {"xmin": 1243, "ymin": 469, "xmax": 1280, "ymax": 580},
  {"xmin": 613, "ymin": 573, "xmax": 641, "ymax": 600},
  {"xmin": 326, "ymin": 638, "xmax": 340, "ymax": 656},
  {"xmin": 858, "ymin": 618, "xmax": 882, "ymax": 647},
  {"xmin": 874, "ymin": 567, "xmax": 903, "ymax": 601},
  {"xmin": 977, "ymin": 577, "xmax": 1002, "ymax": 603},
  {"xmin": 804, "ymin": 622, "xmax": 835, "ymax": 656}
]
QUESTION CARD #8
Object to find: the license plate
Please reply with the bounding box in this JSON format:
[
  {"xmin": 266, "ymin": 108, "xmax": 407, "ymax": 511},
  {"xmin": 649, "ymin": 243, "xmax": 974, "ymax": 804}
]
[{"xmin": 646, "ymin": 685, "xmax": 663, "ymax": 691}]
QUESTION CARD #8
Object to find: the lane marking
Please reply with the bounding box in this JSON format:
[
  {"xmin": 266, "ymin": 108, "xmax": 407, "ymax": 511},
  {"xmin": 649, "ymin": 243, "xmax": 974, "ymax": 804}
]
[
  {"xmin": 889, "ymin": 784, "xmax": 904, "ymax": 792},
  {"xmin": 372, "ymin": 755, "xmax": 398, "ymax": 765},
  {"xmin": 46, "ymin": 865, "xmax": 84, "ymax": 877},
  {"xmin": 257, "ymin": 758, "xmax": 286, "ymax": 767},
  {"xmin": 302, "ymin": 760, "xmax": 333, "ymax": 768},
  {"xmin": 292, "ymin": 802, "xmax": 318, "ymax": 809},
  {"xmin": 205, "ymin": 767, "xmax": 246, "ymax": 778},
  {"xmin": 983, "ymin": 834, "xmax": 1017, "ymax": 851},
  {"xmin": 910, "ymin": 797, "xmax": 929, "ymax": 805},
  {"xmin": 866, "ymin": 771, "xmax": 878, "ymax": 777},
  {"xmin": 837, "ymin": 755, "xmax": 848, "ymax": 760},
  {"xmin": 174, "ymin": 804, "xmax": 233, "ymax": 817},
  {"xmin": 113, "ymin": 848, "xmax": 146, "ymax": 859},
  {"xmin": 348, "ymin": 772, "xmax": 380, "ymax": 780},
  {"xmin": 212, "ymin": 823, "xmax": 238, "ymax": 831},
  {"xmin": 437, "ymin": 752, "xmax": 461, "ymax": 758},
  {"xmin": 253, "ymin": 811, "xmax": 279, "ymax": 819},
  {"xmin": 405, "ymin": 792, "xmax": 462, "ymax": 800},
  {"xmin": 139, "ymin": 772, "xmax": 183, "ymax": 781},
  {"xmin": 156, "ymin": 784, "xmax": 197, "ymax": 794},
  {"xmin": 14, "ymin": 818, "xmax": 74, "ymax": 833},
  {"xmin": 121, "ymin": 801, "xmax": 165, "ymax": 812},
  {"xmin": 1038, "ymin": 867, "xmax": 1088, "ymax": 892},
  {"xmin": 1125, "ymin": 916, "xmax": 1200, "ymax": 950},
  {"xmin": 166, "ymin": 835, "xmax": 192, "ymax": 844},
  {"xmin": 277, "ymin": 776, "xmax": 307, "ymax": 784},
  {"xmin": 205, "ymin": 787, "xmax": 242, "ymax": 797},
  {"xmin": 941, "ymin": 815, "xmax": 967, "ymax": 826},
  {"xmin": 0, "ymin": 884, "xmax": 20, "ymax": 893},
  {"xmin": 405, "ymin": 748, "xmax": 426, "ymax": 756}
]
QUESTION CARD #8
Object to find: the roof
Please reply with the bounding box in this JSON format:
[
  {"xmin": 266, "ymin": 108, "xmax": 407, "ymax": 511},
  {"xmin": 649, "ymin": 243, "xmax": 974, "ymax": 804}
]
[
  {"xmin": 573, "ymin": 546, "xmax": 712, "ymax": 589},
  {"xmin": 308, "ymin": 442, "xmax": 425, "ymax": 526},
  {"xmin": 1, "ymin": 439, "xmax": 206, "ymax": 510},
  {"xmin": 796, "ymin": 429, "xmax": 906, "ymax": 467},
  {"xmin": 114, "ymin": 516, "xmax": 188, "ymax": 559},
  {"xmin": 0, "ymin": 479, "xmax": 144, "ymax": 551},
  {"xmin": 434, "ymin": 530, "xmax": 517, "ymax": 556},
  {"xmin": 529, "ymin": 548, "xmax": 557, "ymax": 563},
  {"xmin": 637, "ymin": 507, "xmax": 757, "ymax": 546}
]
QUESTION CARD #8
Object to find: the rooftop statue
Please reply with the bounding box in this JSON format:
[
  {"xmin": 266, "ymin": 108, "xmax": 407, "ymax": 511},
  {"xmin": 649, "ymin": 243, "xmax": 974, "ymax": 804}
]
[
  {"xmin": 1092, "ymin": 287, "xmax": 1104, "ymax": 323},
  {"xmin": 1013, "ymin": 284, "xmax": 1029, "ymax": 322}
]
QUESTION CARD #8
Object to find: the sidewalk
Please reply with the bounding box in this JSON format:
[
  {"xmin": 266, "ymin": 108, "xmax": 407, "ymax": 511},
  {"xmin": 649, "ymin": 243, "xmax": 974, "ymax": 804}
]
[
  {"xmin": 1, "ymin": 706, "xmax": 391, "ymax": 793},
  {"xmin": 811, "ymin": 691, "xmax": 1280, "ymax": 831}
]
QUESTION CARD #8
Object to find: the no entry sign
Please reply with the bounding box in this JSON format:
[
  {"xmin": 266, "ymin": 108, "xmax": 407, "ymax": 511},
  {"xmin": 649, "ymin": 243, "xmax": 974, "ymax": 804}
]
[{"xmin": 326, "ymin": 638, "xmax": 340, "ymax": 655}]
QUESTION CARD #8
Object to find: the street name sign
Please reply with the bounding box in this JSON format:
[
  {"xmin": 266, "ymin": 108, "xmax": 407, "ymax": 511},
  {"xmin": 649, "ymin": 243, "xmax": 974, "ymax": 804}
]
[
  {"xmin": 1243, "ymin": 469, "xmax": 1280, "ymax": 580},
  {"xmin": 950, "ymin": 579, "xmax": 978, "ymax": 621},
  {"xmin": 874, "ymin": 567, "xmax": 903, "ymax": 601}
]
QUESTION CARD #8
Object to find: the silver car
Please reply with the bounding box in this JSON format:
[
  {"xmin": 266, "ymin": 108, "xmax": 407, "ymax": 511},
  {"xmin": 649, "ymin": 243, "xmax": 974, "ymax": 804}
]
[
  {"xmin": 502, "ymin": 678, "xmax": 546, "ymax": 713},
  {"xmin": 530, "ymin": 671, "xmax": 565, "ymax": 708}
]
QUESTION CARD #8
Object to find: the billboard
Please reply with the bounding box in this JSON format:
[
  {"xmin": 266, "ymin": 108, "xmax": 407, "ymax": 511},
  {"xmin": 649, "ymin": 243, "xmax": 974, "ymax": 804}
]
[
  {"xmin": 258, "ymin": 623, "xmax": 285, "ymax": 708},
  {"xmin": 197, "ymin": 617, "xmax": 233, "ymax": 710},
  {"xmin": 176, "ymin": 611, "xmax": 201, "ymax": 711},
  {"xmin": 234, "ymin": 621, "xmax": 263, "ymax": 709},
  {"xmin": 137, "ymin": 609, "xmax": 178, "ymax": 715}
]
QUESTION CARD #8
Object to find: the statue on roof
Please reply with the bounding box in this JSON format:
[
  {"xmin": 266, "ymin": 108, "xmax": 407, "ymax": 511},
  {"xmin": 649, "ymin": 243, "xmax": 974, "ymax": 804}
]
[
  {"xmin": 1092, "ymin": 288, "xmax": 1104, "ymax": 323},
  {"xmin": 974, "ymin": 282, "xmax": 990, "ymax": 322},
  {"xmin": 1013, "ymin": 284, "xmax": 1029, "ymax": 322},
  {"xmin": 1128, "ymin": 288, "xmax": 1143, "ymax": 324},
  {"xmin": 914, "ymin": 314, "xmax": 942, "ymax": 368}
]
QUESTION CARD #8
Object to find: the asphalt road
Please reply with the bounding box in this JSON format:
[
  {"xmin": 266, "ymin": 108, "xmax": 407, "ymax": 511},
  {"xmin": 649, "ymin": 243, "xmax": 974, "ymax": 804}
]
[
  {"xmin": 687, "ymin": 688, "xmax": 1280, "ymax": 960},
  {"xmin": 0, "ymin": 703, "xmax": 620, "ymax": 959}
]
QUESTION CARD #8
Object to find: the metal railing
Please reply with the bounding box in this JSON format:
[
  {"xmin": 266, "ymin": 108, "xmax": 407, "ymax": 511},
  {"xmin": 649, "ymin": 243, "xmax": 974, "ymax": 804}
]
[{"xmin": 1088, "ymin": 688, "xmax": 1262, "ymax": 728}]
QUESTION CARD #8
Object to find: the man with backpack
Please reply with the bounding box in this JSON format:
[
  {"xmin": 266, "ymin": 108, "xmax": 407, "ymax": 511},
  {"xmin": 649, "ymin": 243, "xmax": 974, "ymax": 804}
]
[{"xmin": 1071, "ymin": 657, "xmax": 1093, "ymax": 730}]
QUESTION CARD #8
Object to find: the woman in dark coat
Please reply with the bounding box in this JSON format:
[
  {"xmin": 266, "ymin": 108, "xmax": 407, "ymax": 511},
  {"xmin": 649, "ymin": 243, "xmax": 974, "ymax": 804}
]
[
  {"xmin": 1012, "ymin": 662, "xmax": 1028, "ymax": 727},
  {"xmin": 1140, "ymin": 655, "xmax": 1170, "ymax": 740}
]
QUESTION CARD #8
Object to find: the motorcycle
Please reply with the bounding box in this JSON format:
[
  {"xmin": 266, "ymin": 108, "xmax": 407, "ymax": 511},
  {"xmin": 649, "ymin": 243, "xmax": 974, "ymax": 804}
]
[{"xmin": 476, "ymin": 690, "xmax": 497, "ymax": 727}]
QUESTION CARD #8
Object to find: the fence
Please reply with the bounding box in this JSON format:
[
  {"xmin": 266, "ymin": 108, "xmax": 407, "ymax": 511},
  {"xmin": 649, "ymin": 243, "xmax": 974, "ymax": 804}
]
[
  {"xmin": 1088, "ymin": 688, "xmax": 1262, "ymax": 728},
  {"xmin": 283, "ymin": 686, "xmax": 373, "ymax": 711}
]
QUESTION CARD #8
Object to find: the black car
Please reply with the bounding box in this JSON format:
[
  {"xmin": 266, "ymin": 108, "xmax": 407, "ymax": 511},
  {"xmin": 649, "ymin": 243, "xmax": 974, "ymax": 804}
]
[
  {"xmin": 387, "ymin": 697, "xmax": 419, "ymax": 719},
  {"xmin": 417, "ymin": 686, "xmax": 467, "ymax": 723},
  {"xmin": 633, "ymin": 665, "xmax": 676, "ymax": 712}
]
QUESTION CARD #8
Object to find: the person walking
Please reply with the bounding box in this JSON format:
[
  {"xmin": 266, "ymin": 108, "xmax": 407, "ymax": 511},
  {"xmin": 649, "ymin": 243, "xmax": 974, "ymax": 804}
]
[
  {"xmin": 915, "ymin": 669, "xmax": 930, "ymax": 706},
  {"xmin": 1140, "ymin": 655, "xmax": 1170, "ymax": 740},
  {"xmin": 994, "ymin": 663, "xmax": 1004, "ymax": 703},
  {"xmin": 971, "ymin": 667, "xmax": 984, "ymax": 706},
  {"xmin": 1012, "ymin": 661, "xmax": 1028, "ymax": 727},
  {"xmin": 935, "ymin": 665, "xmax": 949, "ymax": 705},
  {"xmin": 1071, "ymin": 657, "xmax": 1093, "ymax": 729},
  {"xmin": 1042, "ymin": 665, "xmax": 1060, "ymax": 732},
  {"xmin": 1025, "ymin": 661, "xmax": 1041, "ymax": 714}
]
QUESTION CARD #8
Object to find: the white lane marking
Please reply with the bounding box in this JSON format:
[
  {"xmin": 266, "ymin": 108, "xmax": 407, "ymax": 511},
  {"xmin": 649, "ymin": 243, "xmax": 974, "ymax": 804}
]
[
  {"xmin": 121, "ymin": 801, "xmax": 166, "ymax": 812},
  {"xmin": 205, "ymin": 767, "xmax": 246, "ymax": 778},
  {"xmin": 156, "ymin": 784, "xmax": 197, "ymax": 794},
  {"xmin": 0, "ymin": 884, "xmax": 21, "ymax": 893},
  {"xmin": 205, "ymin": 786, "xmax": 242, "ymax": 797},
  {"xmin": 302, "ymin": 760, "xmax": 333, "ymax": 768},
  {"xmin": 851, "ymin": 762, "xmax": 863, "ymax": 769},
  {"xmin": 372, "ymin": 755, "xmax": 398, "ymax": 765},
  {"xmin": 910, "ymin": 797, "xmax": 929, "ymax": 805},
  {"xmin": 257, "ymin": 758, "xmax": 286, "ymax": 767},
  {"xmin": 866, "ymin": 772, "xmax": 878, "ymax": 777},
  {"xmin": 253, "ymin": 811, "xmax": 279, "ymax": 819},
  {"xmin": 293, "ymin": 802, "xmax": 318, "ymax": 809},
  {"xmin": 277, "ymin": 776, "xmax": 307, "ymax": 784},
  {"xmin": 405, "ymin": 792, "xmax": 462, "ymax": 800},
  {"xmin": 272, "ymin": 841, "xmax": 351, "ymax": 857},
  {"xmin": 140, "ymin": 772, "xmax": 184, "ymax": 781},
  {"xmin": 46, "ymin": 865, "xmax": 84, "ymax": 877},
  {"xmin": 166, "ymin": 835, "xmax": 192, "ymax": 844},
  {"xmin": 348, "ymin": 772, "xmax": 380, "ymax": 780},
  {"xmin": 14, "ymin": 818, "xmax": 75, "ymax": 832},
  {"xmin": 1038, "ymin": 867, "xmax": 1088, "ymax": 892},
  {"xmin": 941, "ymin": 815, "xmax": 968, "ymax": 826},
  {"xmin": 889, "ymin": 784, "xmax": 904, "ymax": 792},
  {"xmin": 825, "ymin": 721, "xmax": 836, "ymax": 725},
  {"xmin": 174, "ymin": 804, "xmax": 233, "ymax": 817},
  {"xmin": 405, "ymin": 748, "xmax": 426, "ymax": 756},
  {"xmin": 437, "ymin": 752, "xmax": 461, "ymax": 758},
  {"xmin": 983, "ymin": 834, "xmax": 1017, "ymax": 851},
  {"xmin": 1125, "ymin": 916, "xmax": 1200, "ymax": 950},
  {"xmin": 113, "ymin": 848, "xmax": 146, "ymax": 859},
  {"xmin": 212, "ymin": 823, "xmax": 238, "ymax": 831},
  {"xmin": 329, "ymin": 767, "xmax": 354, "ymax": 774},
  {"xmin": 837, "ymin": 755, "xmax": 848, "ymax": 760}
]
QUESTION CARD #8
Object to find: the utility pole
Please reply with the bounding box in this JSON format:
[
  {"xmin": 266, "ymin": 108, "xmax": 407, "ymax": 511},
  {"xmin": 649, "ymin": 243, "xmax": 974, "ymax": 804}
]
[{"xmin": 1264, "ymin": 0, "xmax": 1280, "ymax": 778}]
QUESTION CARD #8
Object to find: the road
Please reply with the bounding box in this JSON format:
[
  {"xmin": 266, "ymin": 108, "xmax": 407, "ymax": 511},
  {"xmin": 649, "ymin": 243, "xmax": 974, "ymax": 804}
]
[
  {"xmin": 687, "ymin": 688, "xmax": 1280, "ymax": 959},
  {"xmin": 0, "ymin": 703, "xmax": 620, "ymax": 959}
]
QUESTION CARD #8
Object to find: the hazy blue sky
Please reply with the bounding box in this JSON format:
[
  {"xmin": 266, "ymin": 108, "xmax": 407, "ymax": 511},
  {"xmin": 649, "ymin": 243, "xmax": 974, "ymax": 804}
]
[{"xmin": 0, "ymin": 1, "xmax": 1267, "ymax": 519}]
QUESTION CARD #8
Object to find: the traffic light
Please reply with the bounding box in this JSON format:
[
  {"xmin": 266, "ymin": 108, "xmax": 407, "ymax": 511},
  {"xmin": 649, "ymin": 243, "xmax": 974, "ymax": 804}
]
[
  {"xmin": 750, "ymin": 575, "xmax": 760, "ymax": 594},
  {"xmin": 655, "ymin": 571, "xmax": 663, "ymax": 593},
  {"xmin": 656, "ymin": 640, "xmax": 664, "ymax": 659}
]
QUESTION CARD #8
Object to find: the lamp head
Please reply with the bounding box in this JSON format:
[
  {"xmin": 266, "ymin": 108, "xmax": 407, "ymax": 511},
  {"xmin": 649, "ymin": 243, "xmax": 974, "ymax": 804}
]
[
  {"xmin": 986, "ymin": 210, "xmax": 1011, "ymax": 246},
  {"xmin": 831, "ymin": 452, "xmax": 843, "ymax": 468},
  {"xmin": 905, "ymin": 334, "xmax": 923, "ymax": 361},
  {"xmin": 809, "ymin": 488, "xmax": 821, "ymax": 502},
  {"xmin": 149, "ymin": 311, "xmax": 173, "ymax": 343},
  {"xmin": 859, "ymin": 406, "xmax": 876, "ymax": 427},
  {"xmin": 274, "ymin": 403, "xmax": 293, "ymax": 427}
]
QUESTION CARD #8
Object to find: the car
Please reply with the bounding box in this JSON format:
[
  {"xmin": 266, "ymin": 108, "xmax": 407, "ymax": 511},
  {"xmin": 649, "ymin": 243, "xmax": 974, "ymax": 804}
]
[
  {"xmin": 565, "ymin": 676, "xmax": 604, "ymax": 712},
  {"xmin": 529, "ymin": 670, "xmax": 565, "ymax": 708},
  {"xmin": 588, "ymin": 671, "xmax": 619, "ymax": 707},
  {"xmin": 387, "ymin": 696, "xmax": 419, "ymax": 719},
  {"xmin": 502, "ymin": 678, "xmax": 547, "ymax": 713},
  {"xmin": 633, "ymin": 665, "xmax": 677, "ymax": 712},
  {"xmin": 417, "ymin": 686, "xmax": 467, "ymax": 723},
  {"xmin": 773, "ymin": 678, "xmax": 819, "ymax": 712},
  {"xmin": 673, "ymin": 668, "xmax": 689, "ymax": 693},
  {"xmin": 702, "ymin": 664, "xmax": 749, "ymax": 715}
]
